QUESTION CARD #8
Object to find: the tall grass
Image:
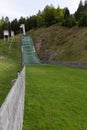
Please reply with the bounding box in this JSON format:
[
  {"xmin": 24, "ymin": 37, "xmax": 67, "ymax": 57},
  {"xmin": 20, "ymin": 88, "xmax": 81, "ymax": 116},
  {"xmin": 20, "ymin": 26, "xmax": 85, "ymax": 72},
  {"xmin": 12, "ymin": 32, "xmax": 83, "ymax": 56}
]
[{"xmin": 23, "ymin": 65, "xmax": 87, "ymax": 130}]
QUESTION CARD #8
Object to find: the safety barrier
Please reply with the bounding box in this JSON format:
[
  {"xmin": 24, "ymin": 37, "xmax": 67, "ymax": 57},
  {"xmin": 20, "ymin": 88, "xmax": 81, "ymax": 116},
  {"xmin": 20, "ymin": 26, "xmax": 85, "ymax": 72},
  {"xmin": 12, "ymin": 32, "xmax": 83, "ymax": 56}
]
[{"xmin": 0, "ymin": 66, "xmax": 25, "ymax": 130}]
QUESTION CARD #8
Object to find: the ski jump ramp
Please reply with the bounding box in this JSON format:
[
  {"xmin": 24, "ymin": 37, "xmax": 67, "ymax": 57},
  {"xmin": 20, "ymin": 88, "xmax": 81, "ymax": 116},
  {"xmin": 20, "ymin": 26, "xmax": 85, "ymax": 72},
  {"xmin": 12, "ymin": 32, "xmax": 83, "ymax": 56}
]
[{"xmin": 21, "ymin": 35, "xmax": 40, "ymax": 65}]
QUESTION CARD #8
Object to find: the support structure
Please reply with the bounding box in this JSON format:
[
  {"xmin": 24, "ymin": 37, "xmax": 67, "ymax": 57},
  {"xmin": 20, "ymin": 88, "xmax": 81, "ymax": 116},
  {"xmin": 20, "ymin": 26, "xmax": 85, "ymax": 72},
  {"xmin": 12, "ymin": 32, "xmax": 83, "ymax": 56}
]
[
  {"xmin": 11, "ymin": 30, "xmax": 14, "ymax": 37},
  {"xmin": 3, "ymin": 30, "xmax": 9, "ymax": 41},
  {"xmin": 20, "ymin": 24, "xmax": 26, "ymax": 35},
  {"xmin": 9, "ymin": 31, "xmax": 15, "ymax": 49}
]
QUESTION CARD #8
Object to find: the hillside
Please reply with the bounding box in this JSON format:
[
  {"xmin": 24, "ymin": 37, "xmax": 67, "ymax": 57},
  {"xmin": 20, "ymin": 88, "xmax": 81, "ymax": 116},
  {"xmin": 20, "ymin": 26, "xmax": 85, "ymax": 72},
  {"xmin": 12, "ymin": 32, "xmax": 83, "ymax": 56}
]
[
  {"xmin": 0, "ymin": 35, "xmax": 21, "ymax": 62},
  {"xmin": 0, "ymin": 35, "xmax": 21, "ymax": 106},
  {"xmin": 27, "ymin": 25, "xmax": 87, "ymax": 62}
]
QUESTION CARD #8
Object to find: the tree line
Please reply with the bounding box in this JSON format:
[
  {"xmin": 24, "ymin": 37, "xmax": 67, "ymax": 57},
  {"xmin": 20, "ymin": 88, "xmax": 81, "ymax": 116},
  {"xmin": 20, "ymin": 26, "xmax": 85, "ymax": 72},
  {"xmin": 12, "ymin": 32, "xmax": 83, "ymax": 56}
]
[{"xmin": 0, "ymin": 0, "xmax": 87, "ymax": 38}]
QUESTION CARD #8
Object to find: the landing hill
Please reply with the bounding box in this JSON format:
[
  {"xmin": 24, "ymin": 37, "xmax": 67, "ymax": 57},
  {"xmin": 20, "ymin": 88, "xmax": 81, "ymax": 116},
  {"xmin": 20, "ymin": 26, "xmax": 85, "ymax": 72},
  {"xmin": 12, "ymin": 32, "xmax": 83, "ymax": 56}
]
[{"xmin": 28, "ymin": 25, "xmax": 87, "ymax": 62}]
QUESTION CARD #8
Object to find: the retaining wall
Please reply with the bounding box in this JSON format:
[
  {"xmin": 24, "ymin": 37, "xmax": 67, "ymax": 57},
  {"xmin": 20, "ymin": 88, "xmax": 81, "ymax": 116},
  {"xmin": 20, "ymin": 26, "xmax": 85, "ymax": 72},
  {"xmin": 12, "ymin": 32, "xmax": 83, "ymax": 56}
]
[
  {"xmin": 41, "ymin": 61, "xmax": 87, "ymax": 68},
  {"xmin": 50, "ymin": 62, "xmax": 87, "ymax": 68},
  {"xmin": 0, "ymin": 66, "xmax": 25, "ymax": 130}
]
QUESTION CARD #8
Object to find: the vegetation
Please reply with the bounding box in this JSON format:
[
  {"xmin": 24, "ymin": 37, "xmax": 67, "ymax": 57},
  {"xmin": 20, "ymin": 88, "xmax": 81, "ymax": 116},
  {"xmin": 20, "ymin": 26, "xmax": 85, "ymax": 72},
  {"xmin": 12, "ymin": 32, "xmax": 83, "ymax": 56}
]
[
  {"xmin": 75, "ymin": 0, "xmax": 87, "ymax": 26},
  {"xmin": 28, "ymin": 25, "xmax": 87, "ymax": 62},
  {"xmin": 0, "ymin": 60, "xmax": 20, "ymax": 106},
  {"xmin": 0, "ymin": 36, "xmax": 21, "ymax": 106},
  {"xmin": 23, "ymin": 65, "xmax": 87, "ymax": 130},
  {"xmin": 0, "ymin": 37, "xmax": 21, "ymax": 62},
  {"xmin": 0, "ymin": 0, "xmax": 87, "ymax": 38},
  {"xmin": 0, "ymin": 1, "xmax": 87, "ymax": 129}
]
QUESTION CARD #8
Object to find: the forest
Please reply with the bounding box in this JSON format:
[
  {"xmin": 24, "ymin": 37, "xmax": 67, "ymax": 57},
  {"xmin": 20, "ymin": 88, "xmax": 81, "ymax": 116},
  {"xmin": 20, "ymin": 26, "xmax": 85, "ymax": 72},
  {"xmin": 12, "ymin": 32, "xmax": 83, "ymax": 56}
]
[{"xmin": 0, "ymin": 0, "xmax": 87, "ymax": 38}]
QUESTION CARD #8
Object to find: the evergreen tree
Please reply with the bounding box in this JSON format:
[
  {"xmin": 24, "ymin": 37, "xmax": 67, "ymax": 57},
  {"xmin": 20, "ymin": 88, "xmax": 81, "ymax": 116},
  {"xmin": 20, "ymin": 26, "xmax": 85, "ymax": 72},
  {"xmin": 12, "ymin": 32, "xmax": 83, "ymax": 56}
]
[
  {"xmin": 11, "ymin": 19, "xmax": 20, "ymax": 34},
  {"xmin": 63, "ymin": 7, "xmax": 70, "ymax": 20},
  {"xmin": 3, "ymin": 16, "xmax": 11, "ymax": 30},
  {"xmin": 29, "ymin": 15, "xmax": 37, "ymax": 29},
  {"xmin": 84, "ymin": 0, "xmax": 87, "ymax": 6},
  {"xmin": 75, "ymin": 0, "xmax": 84, "ymax": 20},
  {"xmin": 37, "ymin": 11, "xmax": 45, "ymax": 27}
]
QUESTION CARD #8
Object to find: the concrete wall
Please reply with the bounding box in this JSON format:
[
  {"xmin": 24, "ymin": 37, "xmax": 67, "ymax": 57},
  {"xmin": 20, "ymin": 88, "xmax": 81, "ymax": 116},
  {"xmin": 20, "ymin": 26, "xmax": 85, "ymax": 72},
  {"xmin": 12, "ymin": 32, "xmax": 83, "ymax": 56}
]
[
  {"xmin": 42, "ymin": 61, "xmax": 87, "ymax": 68},
  {"xmin": 0, "ymin": 66, "xmax": 25, "ymax": 130}
]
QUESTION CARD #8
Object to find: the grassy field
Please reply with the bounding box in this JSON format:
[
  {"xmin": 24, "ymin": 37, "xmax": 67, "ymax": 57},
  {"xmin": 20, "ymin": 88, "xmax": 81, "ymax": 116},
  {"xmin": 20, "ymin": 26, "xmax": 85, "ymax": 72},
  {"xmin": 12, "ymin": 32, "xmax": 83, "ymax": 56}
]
[{"xmin": 23, "ymin": 65, "xmax": 87, "ymax": 130}]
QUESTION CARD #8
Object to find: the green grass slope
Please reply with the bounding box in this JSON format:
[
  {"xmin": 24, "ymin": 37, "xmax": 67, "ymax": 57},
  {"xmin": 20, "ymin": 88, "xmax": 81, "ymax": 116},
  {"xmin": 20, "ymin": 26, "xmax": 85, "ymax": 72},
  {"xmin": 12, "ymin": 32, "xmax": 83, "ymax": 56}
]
[
  {"xmin": 0, "ymin": 36, "xmax": 20, "ymax": 62},
  {"xmin": 0, "ymin": 36, "xmax": 21, "ymax": 106},
  {"xmin": 23, "ymin": 65, "xmax": 87, "ymax": 130},
  {"xmin": 28, "ymin": 25, "xmax": 87, "ymax": 62}
]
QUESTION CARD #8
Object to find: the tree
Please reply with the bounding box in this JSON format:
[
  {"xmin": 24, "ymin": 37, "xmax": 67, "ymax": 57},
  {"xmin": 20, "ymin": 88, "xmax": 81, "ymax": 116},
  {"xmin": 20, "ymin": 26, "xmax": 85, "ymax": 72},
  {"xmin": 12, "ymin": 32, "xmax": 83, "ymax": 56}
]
[
  {"xmin": 29, "ymin": 15, "xmax": 37, "ymax": 29},
  {"xmin": 56, "ymin": 6, "xmax": 64, "ymax": 22},
  {"xmin": 37, "ymin": 10, "xmax": 45, "ymax": 27},
  {"xmin": 19, "ymin": 17, "xmax": 26, "ymax": 24},
  {"xmin": 63, "ymin": 15, "xmax": 76, "ymax": 27},
  {"xmin": 75, "ymin": 0, "xmax": 84, "ymax": 20},
  {"xmin": 79, "ymin": 13, "xmax": 87, "ymax": 26},
  {"xmin": 3, "ymin": 16, "xmax": 11, "ymax": 30},
  {"xmin": 43, "ymin": 5, "xmax": 58, "ymax": 26},
  {"xmin": 11, "ymin": 19, "xmax": 20, "ymax": 34},
  {"xmin": 5, "ymin": 16, "xmax": 9, "ymax": 23},
  {"xmin": 63, "ymin": 7, "xmax": 70, "ymax": 20},
  {"xmin": 0, "ymin": 19, "xmax": 4, "ymax": 38},
  {"xmin": 62, "ymin": 8, "xmax": 73, "ymax": 27},
  {"xmin": 84, "ymin": 0, "xmax": 87, "ymax": 7},
  {"xmin": 26, "ymin": 17, "xmax": 31, "ymax": 31}
]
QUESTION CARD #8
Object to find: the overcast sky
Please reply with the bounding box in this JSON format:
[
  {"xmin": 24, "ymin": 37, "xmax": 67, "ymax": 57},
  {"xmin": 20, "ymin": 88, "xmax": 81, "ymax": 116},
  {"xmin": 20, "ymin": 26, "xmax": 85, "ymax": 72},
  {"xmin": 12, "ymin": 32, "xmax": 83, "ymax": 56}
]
[{"xmin": 0, "ymin": 0, "xmax": 85, "ymax": 21}]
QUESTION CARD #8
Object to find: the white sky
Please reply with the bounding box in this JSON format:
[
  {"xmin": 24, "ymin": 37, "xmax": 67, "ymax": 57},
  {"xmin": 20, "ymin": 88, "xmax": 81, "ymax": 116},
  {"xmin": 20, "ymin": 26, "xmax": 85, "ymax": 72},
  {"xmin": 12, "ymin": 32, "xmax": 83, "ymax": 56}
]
[{"xmin": 0, "ymin": 0, "xmax": 85, "ymax": 21}]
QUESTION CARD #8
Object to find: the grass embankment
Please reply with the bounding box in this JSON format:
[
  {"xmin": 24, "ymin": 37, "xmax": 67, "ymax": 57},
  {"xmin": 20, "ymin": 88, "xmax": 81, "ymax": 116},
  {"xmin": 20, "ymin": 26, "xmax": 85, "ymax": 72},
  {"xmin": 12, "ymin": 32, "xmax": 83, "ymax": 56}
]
[
  {"xmin": 0, "ymin": 60, "xmax": 20, "ymax": 106},
  {"xmin": 0, "ymin": 36, "xmax": 21, "ymax": 106},
  {"xmin": 28, "ymin": 25, "xmax": 87, "ymax": 62},
  {"xmin": 23, "ymin": 65, "xmax": 87, "ymax": 130}
]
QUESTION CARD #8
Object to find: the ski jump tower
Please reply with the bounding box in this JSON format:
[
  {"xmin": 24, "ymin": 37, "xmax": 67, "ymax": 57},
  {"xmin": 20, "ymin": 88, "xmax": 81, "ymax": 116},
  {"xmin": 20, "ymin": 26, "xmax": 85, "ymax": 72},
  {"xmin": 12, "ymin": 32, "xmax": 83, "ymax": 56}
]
[{"xmin": 20, "ymin": 24, "xmax": 26, "ymax": 35}]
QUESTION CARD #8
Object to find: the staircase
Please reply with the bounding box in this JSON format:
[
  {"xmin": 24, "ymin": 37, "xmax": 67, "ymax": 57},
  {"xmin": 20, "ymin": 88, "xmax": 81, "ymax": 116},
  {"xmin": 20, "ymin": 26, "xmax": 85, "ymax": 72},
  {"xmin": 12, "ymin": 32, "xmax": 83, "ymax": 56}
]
[{"xmin": 21, "ymin": 35, "xmax": 40, "ymax": 65}]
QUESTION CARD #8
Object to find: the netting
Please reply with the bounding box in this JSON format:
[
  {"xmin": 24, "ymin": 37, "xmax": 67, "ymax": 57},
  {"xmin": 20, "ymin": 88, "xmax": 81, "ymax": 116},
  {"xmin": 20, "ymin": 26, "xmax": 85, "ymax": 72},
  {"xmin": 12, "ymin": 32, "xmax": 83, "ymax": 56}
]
[{"xmin": 21, "ymin": 35, "xmax": 40, "ymax": 65}]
